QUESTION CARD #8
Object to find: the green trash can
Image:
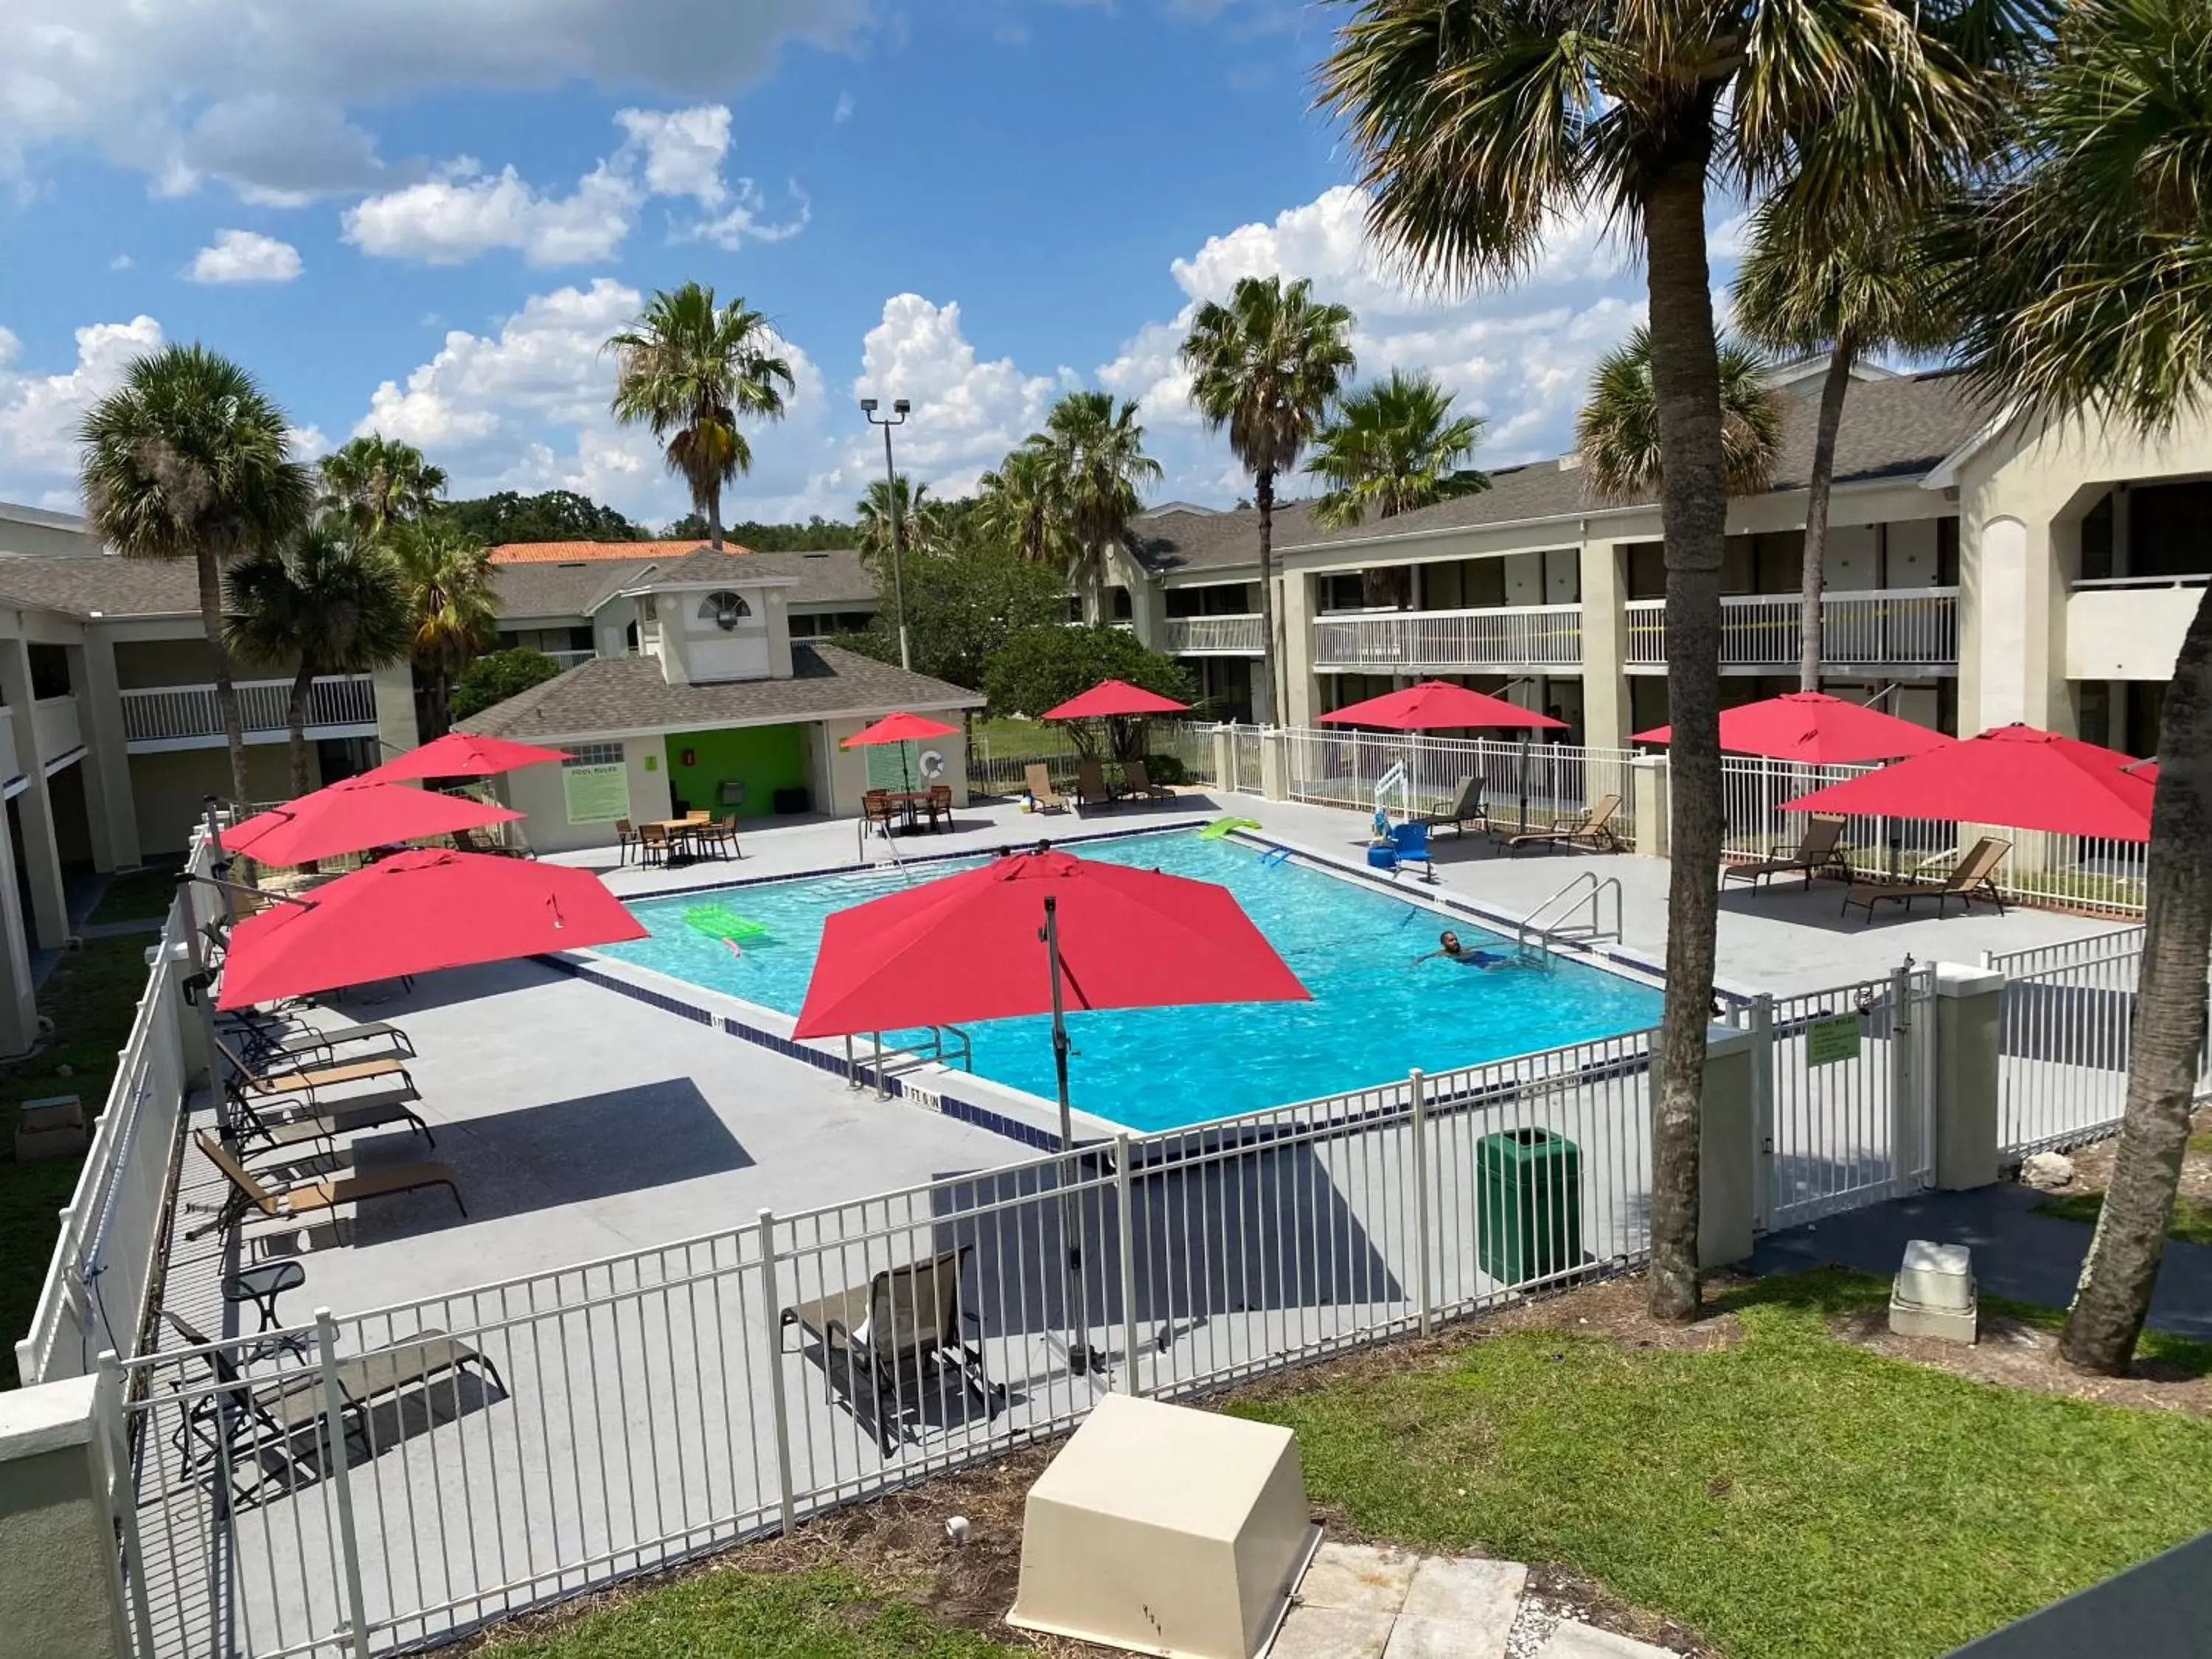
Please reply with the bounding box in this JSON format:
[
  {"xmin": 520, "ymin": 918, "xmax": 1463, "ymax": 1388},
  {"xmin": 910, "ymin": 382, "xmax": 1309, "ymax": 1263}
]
[{"xmin": 1477, "ymin": 1127, "xmax": 1582, "ymax": 1284}]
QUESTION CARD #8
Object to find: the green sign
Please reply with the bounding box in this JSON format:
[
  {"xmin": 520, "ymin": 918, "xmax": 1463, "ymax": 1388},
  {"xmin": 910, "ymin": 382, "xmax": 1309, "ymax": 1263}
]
[
  {"xmin": 1806, "ymin": 1015, "xmax": 1862, "ymax": 1067},
  {"xmin": 563, "ymin": 762, "xmax": 629, "ymax": 824}
]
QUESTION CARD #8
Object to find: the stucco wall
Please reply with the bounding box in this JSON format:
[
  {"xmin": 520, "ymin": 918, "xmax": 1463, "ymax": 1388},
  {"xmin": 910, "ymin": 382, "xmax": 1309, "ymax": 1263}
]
[
  {"xmin": 130, "ymin": 745, "xmax": 312, "ymax": 855},
  {"xmin": 0, "ymin": 1378, "xmax": 128, "ymax": 1659}
]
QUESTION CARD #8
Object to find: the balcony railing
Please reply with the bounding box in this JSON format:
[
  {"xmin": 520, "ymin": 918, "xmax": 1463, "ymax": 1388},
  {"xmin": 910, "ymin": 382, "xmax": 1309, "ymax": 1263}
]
[
  {"xmin": 1312, "ymin": 603, "xmax": 1584, "ymax": 672},
  {"xmin": 2064, "ymin": 574, "xmax": 2210, "ymax": 681},
  {"xmin": 1163, "ymin": 613, "xmax": 1265, "ymax": 655},
  {"xmin": 1624, "ymin": 586, "xmax": 1958, "ymax": 670},
  {"xmin": 545, "ymin": 649, "xmax": 596, "ymax": 671},
  {"xmin": 121, "ymin": 675, "xmax": 378, "ymax": 750},
  {"xmin": 32, "ymin": 694, "xmax": 81, "ymax": 762}
]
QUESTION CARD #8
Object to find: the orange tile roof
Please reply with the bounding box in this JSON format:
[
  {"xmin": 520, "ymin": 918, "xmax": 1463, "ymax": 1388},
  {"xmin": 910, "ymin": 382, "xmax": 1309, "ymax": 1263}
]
[{"xmin": 487, "ymin": 538, "xmax": 755, "ymax": 564}]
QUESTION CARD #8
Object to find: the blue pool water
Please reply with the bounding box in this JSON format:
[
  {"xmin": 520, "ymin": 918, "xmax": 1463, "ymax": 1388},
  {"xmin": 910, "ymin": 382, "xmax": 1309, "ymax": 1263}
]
[{"xmin": 595, "ymin": 830, "xmax": 1664, "ymax": 1132}]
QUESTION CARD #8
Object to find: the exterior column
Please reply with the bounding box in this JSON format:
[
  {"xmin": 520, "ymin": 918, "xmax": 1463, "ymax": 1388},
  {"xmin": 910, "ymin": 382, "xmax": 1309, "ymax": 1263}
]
[
  {"xmin": 1932, "ymin": 963, "xmax": 2004, "ymax": 1189},
  {"xmin": 371, "ymin": 659, "xmax": 420, "ymax": 764},
  {"xmin": 0, "ymin": 793, "xmax": 39, "ymax": 1055},
  {"xmin": 1576, "ymin": 538, "xmax": 1630, "ymax": 752},
  {"xmin": 1631, "ymin": 755, "xmax": 1670, "ymax": 859},
  {"xmin": 68, "ymin": 639, "xmax": 137, "ymax": 872},
  {"xmin": 1698, "ymin": 1023, "xmax": 1759, "ymax": 1269},
  {"xmin": 0, "ymin": 1376, "xmax": 131, "ymax": 1659},
  {"xmin": 1, "ymin": 639, "xmax": 69, "ymax": 949},
  {"xmin": 1258, "ymin": 728, "xmax": 1289, "ymax": 801},
  {"xmin": 1276, "ymin": 570, "xmax": 1317, "ymax": 728}
]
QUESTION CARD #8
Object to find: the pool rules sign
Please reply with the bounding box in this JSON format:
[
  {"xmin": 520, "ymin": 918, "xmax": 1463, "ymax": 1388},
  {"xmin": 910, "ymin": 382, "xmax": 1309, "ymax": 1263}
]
[
  {"xmin": 1806, "ymin": 1015, "xmax": 1862, "ymax": 1067},
  {"xmin": 563, "ymin": 762, "xmax": 629, "ymax": 824}
]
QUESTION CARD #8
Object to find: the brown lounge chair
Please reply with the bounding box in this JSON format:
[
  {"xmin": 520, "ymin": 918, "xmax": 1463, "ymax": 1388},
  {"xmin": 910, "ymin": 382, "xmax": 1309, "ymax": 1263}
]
[
  {"xmin": 1417, "ymin": 775, "xmax": 1492, "ymax": 838},
  {"xmin": 1023, "ymin": 763, "xmax": 1070, "ymax": 813},
  {"xmin": 1074, "ymin": 757, "xmax": 1117, "ymax": 810},
  {"xmin": 226, "ymin": 1085, "xmax": 434, "ymax": 1162},
  {"xmin": 163, "ymin": 1310, "xmax": 502, "ymax": 1501},
  {"xmin": 215, "ymin": 1031, "xmax": 412, "ymax": 1102},
  {"xmin": 195, "ymin": 1130, "xmax": 465, "ymax": 1234},
  {"xmin": 1506, "ymin": 793, "xmax": 1622, "ymax": 855},
  {"xmin": 1723, "ymin": 813, "xmax": 1851, "ymax": 891},
  {"xmin": 1842, "ymin": 836, "xmax": 2011, "ymax": 924},
  {"xmin": 781, "ymin": 1245, "xmax": 1004, "ymax": 1458},
  {"xmin": 1121, "ymin": 759, "xmax": 1172, "ymax": 800}
]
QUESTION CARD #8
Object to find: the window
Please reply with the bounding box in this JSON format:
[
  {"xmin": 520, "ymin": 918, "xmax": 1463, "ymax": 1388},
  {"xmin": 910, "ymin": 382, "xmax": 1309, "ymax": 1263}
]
[
  {"xmin": 562, "ymin": 743, "xmax": 623, "ymax": 768},
  {"xmin": 698, "ymin": 591, "xmax": 752, "ymax": 628}
]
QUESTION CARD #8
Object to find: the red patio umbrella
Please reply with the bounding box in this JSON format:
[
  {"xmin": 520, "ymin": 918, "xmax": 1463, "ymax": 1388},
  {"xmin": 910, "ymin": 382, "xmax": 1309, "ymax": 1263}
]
[
  {"xmin": 1040, "ymin": 679, "xmax": 1192, "ymax": 720},
  {"xmin": 1317, "ymin": 680, "xmax": 1565, "ymax": 732},
  {"xmin": 841, "ymin": 710, "xmax": 961, "ymax": 793},
  {"xmin": 216, "ymin": 848, "xmax": 646, "ymax": 1009},
  {"xmin": 356, "ymin": 732, "xmax": 569, "ymax": 784},
  {"xmin": 1634, "ymin": 690, "xmax": 1952, "ymax": 765},
  {"xmin": 220, "ymin": 779, "xmax": 523, "ymax": 866},
  {"xmin": 1782, "ymin": 723, "xmax": 2157, "ymax": 841}
]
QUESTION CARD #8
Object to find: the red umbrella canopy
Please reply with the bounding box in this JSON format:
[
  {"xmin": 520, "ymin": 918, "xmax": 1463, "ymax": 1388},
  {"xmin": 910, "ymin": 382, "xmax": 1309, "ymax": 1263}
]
[
  {"xmin": 1318, "ymin": 680, "xmax": 1566, "ymax": 731},
  {"xmin": 842, "ymin": 712, "xmax": 961, "ymax": 748},
  {"xmin": 1635, "ymin": 691, "xmax": 1953, "ymax": 765},
  {"xmin": 356, "ymin": 732, "xmax": 569, "ymax": 784},
  {"xmin": 1782, "ymin": 723, "xmax": 2157, "ymax": 841},
  {"xmin": 216, "ymin": 849, "xmax": 647, "ymax": 1009},
  {"xmin": 793, "ymin": 848, "xmax": 1308, "ymax": 1038},
  {"xmin": 220, "ymin": 779, "xmax": 523, "ymax": 866},
  {"xmin": 1040, "ymin": 680, "xmax": 1192, "ymax": 720}
]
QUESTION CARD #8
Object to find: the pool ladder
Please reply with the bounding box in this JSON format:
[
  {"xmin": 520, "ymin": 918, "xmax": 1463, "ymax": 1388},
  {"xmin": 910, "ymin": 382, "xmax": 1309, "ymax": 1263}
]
[{"xmin": 1515, "ymin": 872, "xmax": 1623, "ymax": 963}]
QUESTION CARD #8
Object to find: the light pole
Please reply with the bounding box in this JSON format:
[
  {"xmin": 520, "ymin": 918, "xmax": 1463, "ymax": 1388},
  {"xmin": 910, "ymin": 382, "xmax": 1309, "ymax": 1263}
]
[{"xmin": 860, "ymin": 397, "xmax": 913, "ymax": 671}]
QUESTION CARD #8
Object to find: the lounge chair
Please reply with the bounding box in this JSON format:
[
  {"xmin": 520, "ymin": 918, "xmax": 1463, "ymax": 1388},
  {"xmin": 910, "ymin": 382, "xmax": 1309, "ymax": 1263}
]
[
  {"xmin": 1417, "ymin": 775, "xmax": 1492, "ymax": 838},
  {"xmin": 1505, "ymin": 793, "xmax": 1623, "ymax": 855},
  {"xmin": 227, "ymin": 1012, "xmax": 414, "ymax": 1068},
  {"xmin": 163, "ymin": 1310, "xmax": 502, "ymax": 1500},
  {"xmin": 1722, "ymin": 813, "xmax": 1851, "ymax": 891},
  {"xmin": 1075, "ymin": 757, "xmax": 1116, "ymax": 810},
  {"xmin": 215, "ymin": 1032, "xmax": 413, "ymax": 1102},
  {"xmin": 1121, "ymin": 759, "xmax": 1172, "ymax": 800},
  {"xmin": 1023, "ymin": 763, "xmax": 1069, "ymax": 813},
  {"xmin": 781, "ymin": 1245, "xmax": 1004, "ymax": 1457},
  {"xmin": 194, "ymin": 1130, "xmax": 465, "ymax": 1235},
  {"xmin": 227, "ymin": 1085, "xmax": 433, "ymax": 1157},
  {"xmin": 1842, "ymin": 836, "xmax": 2011, "ymax": 924}
]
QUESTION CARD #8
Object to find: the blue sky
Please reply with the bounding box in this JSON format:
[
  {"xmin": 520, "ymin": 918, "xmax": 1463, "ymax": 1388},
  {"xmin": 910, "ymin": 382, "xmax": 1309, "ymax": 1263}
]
[{"xmin": 0, "ymin": 1, "xmax": 1724, "ymax": 529}]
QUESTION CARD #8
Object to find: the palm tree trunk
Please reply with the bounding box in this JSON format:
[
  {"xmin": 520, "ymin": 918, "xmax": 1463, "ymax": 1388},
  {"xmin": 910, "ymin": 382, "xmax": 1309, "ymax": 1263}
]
[
  {"xmin": 1642, "ymin": 150, "xmax": 1730, "ymax": 1324},
  {"xmin": 2059, "ymin": 586, "xmax": 2212, "ymax": 1372},
  {"xmin": 1798, "ymin": 334, "xmax": 1856, "ymax": 692},
  {"xmin": 285, "ymin": 663, "xmax": 316, "ymax": 800},
  {"xmin": 708, "ymin": 485, "xmax": 724, "ymax": 552},
  {"xmin": 1256, "ymin": 469, "xmax": 1282, "ymax": 726},
  {"xmin": 198, "ymin": 551, "xmax": 253, "ymax": 808}
]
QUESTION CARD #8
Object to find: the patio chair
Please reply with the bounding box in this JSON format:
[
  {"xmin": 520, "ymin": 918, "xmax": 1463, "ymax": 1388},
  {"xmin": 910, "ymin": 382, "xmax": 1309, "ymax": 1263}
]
[
  {"xmin": 1722, "ymin": 813, "xmax": 1851, "ymax": 891},
  {"xmin": 1505, "ymin": 793, "xmax": 1622, "ymax": 855},
  {"xmin": 863, "ymin": 790, "xmax": 900, "ymax": 833},
  {"xmin": 1075, "ymin": 757, "xmax": 1116, "ymax": 810},
  {"xmin": 215, "ymin": 1032, "xmax": 414, "ymax": 1102},
  {"xmin": 228, "ymin": 1011, "xmax": 414, "ymax": 1069},
  {"xmin": 704, "ymin": 814, "xmax": 741, "ymax": 857},
  {"xmin": 1367, "ymin": 821, "xmax": 1436, "ymax": 882},
  {"xmin": 1121, "ymin": 759, "xmax": 1172, "ymax": 800},
  {"xmin": 637, "ymin": 822, "xmax": 670, "ymax": 868},
  {"xmin": 225, "ymin": 1085, "xmax": 433, "ymax": 1164},
  {"xmin": 613, "ymin": 818, "xmax": 639, "ymax": 866},
  {"xmin": 923, "ymin": 785, "xmax": 954, "ymax": 831},
  {"xmin": 194, "ymin": 1130, "xmax": 465, "ymax": 1235},
  {"xmin": 1023, "ymin": 763, "xmax": 1069, "ymax": 813},
  {"xmin": 780, "ymin": 1245, "xmax": 1005, "ymax": 1458},
  {"xmin": 1841, "ymin": 836, "xmax": 2011, "ymax": 925},
  {"xmin": 1416, "ymin": 776, "xmax": 1491, "ymax": 838},
  {"xmin": 162, "ymin": 1310, "xmax": 502, "ymax": 1502}
]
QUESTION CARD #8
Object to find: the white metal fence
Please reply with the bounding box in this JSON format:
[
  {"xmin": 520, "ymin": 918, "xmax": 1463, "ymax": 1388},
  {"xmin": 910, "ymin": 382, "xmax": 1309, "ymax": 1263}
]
[
  {"xmin": 964, "ymin": 720, "xmax": 1222, "ymax": 800},
  {"xmin": 1310, "ymin": 604, "xmax": 1585, "ymax": 672},
  {"xmin": 1260, "ymin": 724, "xmax": 1640, "ymax": 842},
  {"xmin": 107, "ymin": 1028, "xmax": 1655, "ymax": 1658},
  {"xmin": 14, "ymin": 841, "xmax": 215, "ymax": 1387},
  {"xmin": 1161, "ymin": 615, "xmax": 1265, "ymax": 656},
  {"xmin": 1624, "ymin": 588, "xmax": 1960, "ymax": 669}
]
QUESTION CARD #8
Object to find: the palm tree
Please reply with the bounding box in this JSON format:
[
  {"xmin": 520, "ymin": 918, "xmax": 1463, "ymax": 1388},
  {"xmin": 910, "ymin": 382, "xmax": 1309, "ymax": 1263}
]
[
  {"xmin": 607, "ymin": 283, "xmax": 794, "ymax": 550},
  {"xmin": 975, "ymin": 442, "xmax": 1076, "ymax": 568},
  {"xmin": 78, "ymin": 343, "xmax": 316, "ymax": 806},
  {"xmin": 1576, "ymin": 329, "xmax": 1786, "ymax": 501},
  {"xmin": 1034, "ymin": 391, "xmax": 1162, "ymax": 616},
  {"xmin": 1321, "ymin": 0, "xmax": 2029, "ymax": 1322},
  {"xmin": 855, "ymin": 475, "xmax": 947, "ymax": 571},
  {"xmin": 385, "ymin": 518, "xmax": 499, "ymax": 737},
  {"xmin": 317, "ymin": 434, "xmax": 448, "ymax": 538},
  {"xmin": 1947, "ymin": 0, "xmax": 2212, "ymax": 1375},
  {"xmin": 1735, "ymin": 199, "xmax": 1952, "ymax": 686},
  {"xmin": 1308, "ymin": 370, "xmax": 1489, "ymax": 529},
  {"xmin": 225, "ymin": 521, "xmax": 411, "ymax": 798},
  {"xmin": 1181, "ymin": 277, "xmax": 1356, "ymax": 725}
]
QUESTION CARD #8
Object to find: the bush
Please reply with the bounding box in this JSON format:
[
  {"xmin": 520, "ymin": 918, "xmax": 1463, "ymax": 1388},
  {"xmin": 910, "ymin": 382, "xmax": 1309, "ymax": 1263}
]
[
  {"xmin": 1141, "ymin": 751, "xmax": 1190, "ymax": 785},
  {"xmin": 981, "ymin": 627, "xmax": 1194, "ymax": 757},
  {"xmin": 450, "ymin": 647, "xmax": 566, "ymax": 722}
]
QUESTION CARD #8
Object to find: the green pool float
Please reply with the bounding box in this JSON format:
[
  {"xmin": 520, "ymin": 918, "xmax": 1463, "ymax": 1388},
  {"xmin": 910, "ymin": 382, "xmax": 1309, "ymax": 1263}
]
[
  {"xmin": 684, "ymin": 904, "xmax": 771, "ymax": 942},
  {"xmin": 1197, "ymin": 815, "xmax": 1262, "ymax": 841}
]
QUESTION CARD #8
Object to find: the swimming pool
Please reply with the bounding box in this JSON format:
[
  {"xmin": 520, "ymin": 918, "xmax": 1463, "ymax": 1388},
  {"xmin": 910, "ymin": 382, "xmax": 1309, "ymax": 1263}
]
[{"xmin": 594, "ymin": 830, "xmax": 1664, "ymax": 1133}]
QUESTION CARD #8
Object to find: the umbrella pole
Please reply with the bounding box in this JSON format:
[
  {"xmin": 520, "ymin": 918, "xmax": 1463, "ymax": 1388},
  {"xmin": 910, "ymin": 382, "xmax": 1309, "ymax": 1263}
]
[{"xmin": 1043, "ymin": 896, "xmax": 1105, "ymax": 1377}]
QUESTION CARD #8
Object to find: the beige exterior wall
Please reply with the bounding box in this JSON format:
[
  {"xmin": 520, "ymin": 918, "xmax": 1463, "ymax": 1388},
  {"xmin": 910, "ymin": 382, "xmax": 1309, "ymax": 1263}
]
[
  {"xmin": 0, "ymin": 1377, "xmax": 128, "ymax": 1659},
  {"xmin": 498, "ymin": 739, "xmax": 673, "ymax": 857},
  {"xmin": 0, "ymin": 514, "xmax": 101, "ymax": 560},
  {"xmin": 111, "ymin": 637, "xmax": 227, "ymax": 689},
  {"xmin": 130, "ymin": 744, "xmax": 313, "ymax": 855}
]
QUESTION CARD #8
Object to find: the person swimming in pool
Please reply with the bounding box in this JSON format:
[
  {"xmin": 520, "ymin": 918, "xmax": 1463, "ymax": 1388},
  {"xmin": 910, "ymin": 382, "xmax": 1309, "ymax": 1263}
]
[{"xmin": 1414, "ymin": 929, "xmax": 1507, "ymax": 968}]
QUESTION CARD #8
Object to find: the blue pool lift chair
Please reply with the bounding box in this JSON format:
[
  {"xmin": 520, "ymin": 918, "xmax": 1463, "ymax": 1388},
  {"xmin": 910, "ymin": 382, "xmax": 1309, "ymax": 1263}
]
[{"xmin": 1366, "ymin": 821, "xmax": 1436, "ymax": 883}]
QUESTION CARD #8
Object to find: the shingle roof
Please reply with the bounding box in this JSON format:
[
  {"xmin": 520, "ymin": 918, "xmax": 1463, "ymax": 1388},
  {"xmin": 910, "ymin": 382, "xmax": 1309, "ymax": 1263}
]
[
  {"xmin": 0, "ymin": 554, "xmax": 204, "ymax": 619},
  {"xmin": 618, "ymin": 547, "xmax": 802, "ymax": 591},
  {"xmin": 455, "ymin": 641, "xmax": 979, "ymax": 741},
  {"xmin": 489, "ymin": 538, "xmax": 751, "ymax": 564},
  {"xmin": 490, "ymin": 549, "xmax": 879, "ymax": 622}
]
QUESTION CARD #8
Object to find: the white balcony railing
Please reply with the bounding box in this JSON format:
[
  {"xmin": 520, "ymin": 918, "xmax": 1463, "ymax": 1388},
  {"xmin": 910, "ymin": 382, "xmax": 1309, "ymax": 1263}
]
[
  {"xmin": 1312, "ymin": 603, "xmax": 1584, "ymax": 672},
  {"xmin": 1162, "ymin": 613, "xmax": 1265, "ymax": 655},
  {"xmin": 32, "ymin": 694, "xmax": 81, "ymax": 762},
  {"xmin": 1624, "ymin": 586, "xmax": 1959, "ymax": 669},
  {"xmin": 120, "ymin": 675, "xmax": 379, "ymax": 749},
  {"xmin": 2064, "ymin": 575, "xmax": 2211, "ymax": 681},
  {"xmin": 545, "ymin": 649, "xmax": 595, "ymax": 671}
]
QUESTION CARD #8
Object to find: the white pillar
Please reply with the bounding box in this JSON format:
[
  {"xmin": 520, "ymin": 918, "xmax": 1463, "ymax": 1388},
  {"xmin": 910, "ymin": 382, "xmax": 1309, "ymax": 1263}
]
[
  {"xmin": 0, "ymin": 793, "xmax": 39, "ymax": 1055},
  {"xmin": 1932, "ymin": 963, "xmax": 2005, "ymax": 1189},
  {"xmin": 1699, "ymin": 1023, "xmax": 1758, "ymax": 1269},
  {"xmin": 0, "ymin": 1376, "xmax": 132, "ymax": 1659},
  {"xmin": 1276, "ymin": 570, "xmax": 1316, "ymax": 728},
  {"xmin": 0, "ymin": 640, "xmax": 69, "ymax": 949},
  {"xmin": 68, "ymin": 639, "xmax": 138, "ymax": 872},
  {"xmin": 371, "ymin": 659, "xmax": 420, "ymax": 762},
  {"xmin": 1631, "ymin": 755, "xmax": 1670, "ymax": 860},
  {"xmin": 1577, "ymin": 538, "xmax": 1629, "ymax": 752}
]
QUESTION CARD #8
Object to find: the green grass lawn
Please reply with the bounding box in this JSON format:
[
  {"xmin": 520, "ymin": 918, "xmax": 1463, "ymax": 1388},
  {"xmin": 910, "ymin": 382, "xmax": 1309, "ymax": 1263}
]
[
  {"xmin": 2038, "ymin": 1190, "xmax": 2212, "ymax": 1248},
  {"xmin": 85, "ymin": 860, "xmax": 185, "ymax": 926},
  {"xmin": 1230, "ymin": 1270, "xmax": 2212, "ymax": 1659},
  {"xmin": 0, "ymin": 936, "xmax": 159, "ymax": 1384},
  {"xmin": 479, "ymin": 1567, "xmax": 1019, "ymax": 1658}
]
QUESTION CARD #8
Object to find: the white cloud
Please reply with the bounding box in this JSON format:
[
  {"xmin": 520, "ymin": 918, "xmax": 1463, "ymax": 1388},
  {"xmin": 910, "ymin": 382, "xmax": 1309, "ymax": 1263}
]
[
  {"xmin": 0, "ymin": 315, "xmax": 164, "ymax": 503},
  {"xmin": 108, "ymin": 254, "xmax": 132, "ymax": 271},
  {"xmin": 186, "ymin": 229, "xmax": 303, "ymax": 284},
  {"xmin": 286, "ymin": 424, "xmax": 331, "ymax": 461},
  {"xmin": 833, "ymin": 91, "xmax": 855, "ymax": 124},
  {"xmin": 613, "ymin": 105, "xmax": 733, "ymax": 206},
  {"xmin": 683, "ymin": 179, "xmax": 810, "ymax": 252},
  {"xmin": 344, "ymin": 157, "xmax": 637, "ymax": 266},
  {"xmin": 0, "ymin": 0, "xmax": 869, "ymax": 201},
  {"xmin": 850, "ymin": 295, "xmax": 1056, "ymax": 498}
]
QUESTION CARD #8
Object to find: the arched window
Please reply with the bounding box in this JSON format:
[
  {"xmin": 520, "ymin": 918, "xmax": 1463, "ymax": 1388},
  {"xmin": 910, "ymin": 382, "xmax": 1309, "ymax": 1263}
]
[{"xmin": 699, "ymin": 591, "xmax": 752, "ymax": 630}]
